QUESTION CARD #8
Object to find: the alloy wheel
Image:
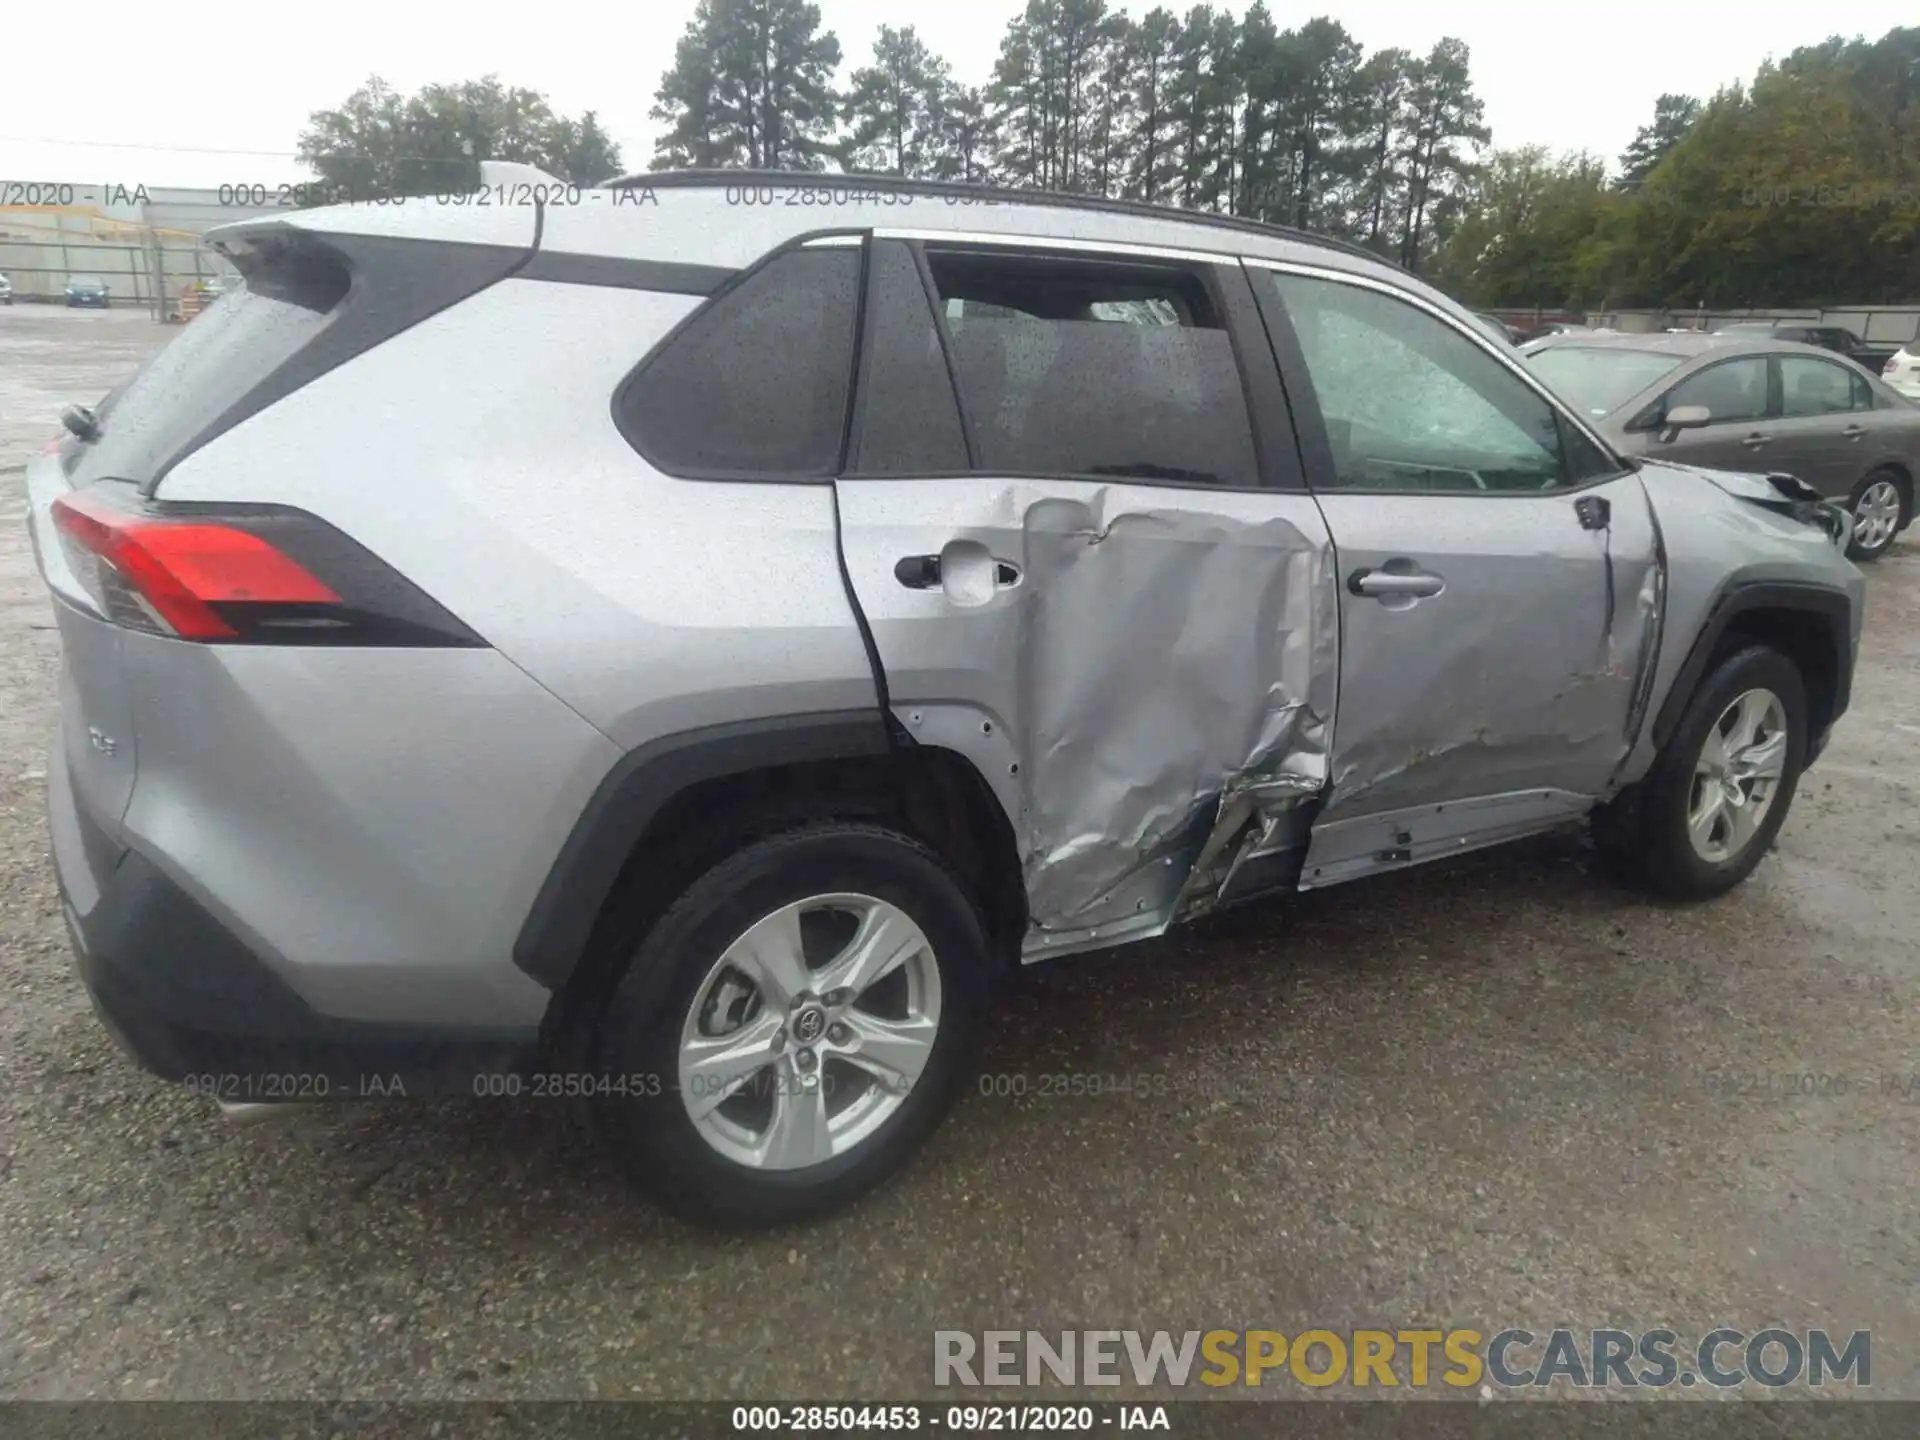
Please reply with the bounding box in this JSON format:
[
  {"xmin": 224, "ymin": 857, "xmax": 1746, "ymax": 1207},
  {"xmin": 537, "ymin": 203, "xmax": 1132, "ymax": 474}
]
[
  {"xmin": 1852, "ymin": 478, "xmax": 1902, "ymax": 553},
  {"xmin": 1685, "ymin": 688, "xmax": 1789, "ymax": 864},
  {"xmin": 676, "ymin": 893, "xmax": 942, "ymax": 1171}
]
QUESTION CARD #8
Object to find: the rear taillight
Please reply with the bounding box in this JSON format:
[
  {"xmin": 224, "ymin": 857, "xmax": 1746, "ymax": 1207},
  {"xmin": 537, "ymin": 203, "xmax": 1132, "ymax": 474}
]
[{"xmin": 49, "ymin": 484, "xmax": 483, "ymax": 648}]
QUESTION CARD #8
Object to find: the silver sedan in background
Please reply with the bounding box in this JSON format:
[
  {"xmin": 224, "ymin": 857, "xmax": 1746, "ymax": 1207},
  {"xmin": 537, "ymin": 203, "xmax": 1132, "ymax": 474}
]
[{"xmin": 1523, "ymin": 332, "xmax": 1918, "ymax": 559}]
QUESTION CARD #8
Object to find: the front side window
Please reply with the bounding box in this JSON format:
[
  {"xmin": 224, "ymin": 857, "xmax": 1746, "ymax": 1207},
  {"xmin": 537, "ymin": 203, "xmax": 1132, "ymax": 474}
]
[
  {"xmin": 1779, "ymin": 356, "xmax": 1864, "ymax": 418},
  {"xmin": 1266, "ymin": 270, "xmax": 1615, "ymax": 493},
  {"xmin": 922, "ymin": 248, "xmax": 1258, "ymax": 488},
  {"xmin": 1660, "ymin": 358, "xmax": 1769, "ymax": 425},
  {"xmin": 619, "ymin": 247, "xmax": 860, "ymax": 477}
]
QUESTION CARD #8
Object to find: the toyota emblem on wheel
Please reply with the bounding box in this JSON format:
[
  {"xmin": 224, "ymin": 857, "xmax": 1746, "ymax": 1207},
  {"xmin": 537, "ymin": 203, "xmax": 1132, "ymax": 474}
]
[{"xmin": 792, "ymin": 1005, "xmax": 826, "ymax": 1046}]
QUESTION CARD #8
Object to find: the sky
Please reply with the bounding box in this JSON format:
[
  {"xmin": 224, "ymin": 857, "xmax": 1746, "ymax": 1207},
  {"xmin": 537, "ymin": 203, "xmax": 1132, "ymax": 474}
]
[{"xmin": 0, "ymin": 1, "xmax": 1913, "ymax": 192}]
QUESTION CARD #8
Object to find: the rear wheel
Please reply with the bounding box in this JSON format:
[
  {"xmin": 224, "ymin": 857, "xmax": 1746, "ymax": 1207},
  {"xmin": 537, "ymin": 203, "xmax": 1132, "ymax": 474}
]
[
  {"xmin": 1596, "ymin": 645, "xmax": 1807, "ymax": 900},
  {"xmin": 1847, "ymin": 469, "xmax": 1908, "ymax": 560},
  {"xmin": 590, "ymin": 823, "xmax": 991, "ymax": 1227}
]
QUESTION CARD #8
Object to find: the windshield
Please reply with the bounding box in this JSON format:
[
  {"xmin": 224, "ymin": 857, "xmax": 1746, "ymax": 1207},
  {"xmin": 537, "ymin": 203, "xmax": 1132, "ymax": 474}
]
[
  {"xmin": 1524, "ymin": 345, "xmax": 1687, "ymax": 418},
  {"xmin": 70, "ymin": 276, "xmax": 104, "ymax": 287}
]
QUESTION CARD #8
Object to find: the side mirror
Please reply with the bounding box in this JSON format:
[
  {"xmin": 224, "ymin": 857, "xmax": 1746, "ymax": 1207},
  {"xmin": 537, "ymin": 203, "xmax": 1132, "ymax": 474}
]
[{"xmin": 1657, "ymin": 404, "xmax": 1711, "ymax": 443}]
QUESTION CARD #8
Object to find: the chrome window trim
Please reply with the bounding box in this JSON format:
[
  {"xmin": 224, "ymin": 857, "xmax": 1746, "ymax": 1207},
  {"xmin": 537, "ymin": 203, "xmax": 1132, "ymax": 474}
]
[
  {"xmin": 1241, "ymin": 255, "xmax": 1629, "ymax": 472},
  {"xmin": 873, "ymin": 227, "xmax": 1232, "ymax": 267}
]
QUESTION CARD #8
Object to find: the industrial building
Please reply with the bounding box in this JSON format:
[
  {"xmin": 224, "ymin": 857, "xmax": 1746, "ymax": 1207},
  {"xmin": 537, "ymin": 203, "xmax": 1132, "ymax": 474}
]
[{"xmin": 0, "ymin": 182, "xmax": 286, "ymax": 312}]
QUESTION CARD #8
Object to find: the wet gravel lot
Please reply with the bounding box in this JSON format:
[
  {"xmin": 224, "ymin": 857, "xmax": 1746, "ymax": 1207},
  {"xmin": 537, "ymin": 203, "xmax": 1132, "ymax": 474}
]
[{"xmin": 2, "ymin": 305, "xmax": 1919, "ymax": 1404}]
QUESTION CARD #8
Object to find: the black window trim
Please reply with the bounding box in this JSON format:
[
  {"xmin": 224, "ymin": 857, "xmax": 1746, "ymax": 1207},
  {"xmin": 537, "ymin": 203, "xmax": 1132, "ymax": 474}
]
[
  {"xmin": 858, "ymin": 234, "xmax": 1296, "ymax": 493},
  {"xmin": 1247, "ymin": 256, "xmax": 1634, "ymax": 499},
  {"xmin": 609, "ymin": 226, "xmax": 870, "ymax": 485},
  {"xmin": 1770, "ymin": 351, "xmax": 1871, "ymax": 420},
  {"xmin": 1628, "ymin": 352, "xmax": 1776, "ymax": 433}
]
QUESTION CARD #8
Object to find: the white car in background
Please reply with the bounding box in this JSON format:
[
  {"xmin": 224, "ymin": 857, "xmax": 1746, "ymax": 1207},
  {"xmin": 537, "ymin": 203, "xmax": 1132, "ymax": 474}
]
[{"xmin": 1880, "ymin": 343, "xmax": 1920, "ymax": 400}]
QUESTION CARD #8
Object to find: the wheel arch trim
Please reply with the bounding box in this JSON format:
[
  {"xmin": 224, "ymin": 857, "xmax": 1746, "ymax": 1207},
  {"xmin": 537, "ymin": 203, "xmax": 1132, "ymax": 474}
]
[
  {"xmin": 512, "ymin": 710, "xmax": 892, "ymax": 990},
  {"xmin": 1648, "ymin": 579, "xmax": 1854, "ymax": 756}
]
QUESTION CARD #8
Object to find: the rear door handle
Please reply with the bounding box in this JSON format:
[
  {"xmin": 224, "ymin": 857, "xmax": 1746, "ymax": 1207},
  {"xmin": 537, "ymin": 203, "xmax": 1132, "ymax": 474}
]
[
  {"xmin": 894, "ymin": 554, "xmax": 942, "ymax": 589},
  {"xmin": 895, "ymin": 550, "xmax": 1021, "ymax": 593},
  {"xmin": 1741, "ymin": 432, "xmax": 1773, "ymax": 449},
  {"xmin": 1842, "ymin": 424, "xmax": 1866, "ymax": 439},
  {"xmin": 1349, "ymin": 567, "xmax": 1445, "ymax": 600}
]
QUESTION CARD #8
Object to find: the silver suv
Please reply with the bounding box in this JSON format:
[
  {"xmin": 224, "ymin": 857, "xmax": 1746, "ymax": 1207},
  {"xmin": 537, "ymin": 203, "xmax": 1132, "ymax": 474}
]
[{"xmin": 27, "ymin": 171, "xmax": 1864, "ymax": 1225}]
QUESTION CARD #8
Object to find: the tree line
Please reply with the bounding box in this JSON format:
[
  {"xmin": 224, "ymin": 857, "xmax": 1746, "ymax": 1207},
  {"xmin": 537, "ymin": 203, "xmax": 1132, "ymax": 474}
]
[
  {"xmin": 650, "ymin": 0, "xmax": 1486, "ymax": 273},
  {"xmin": 294, "ymin": 8, "xmax": 1920, "ymax": 306},
  {"xmin": 1434, "ymin": 29, "xmax": 1920, "ymax": 308}
]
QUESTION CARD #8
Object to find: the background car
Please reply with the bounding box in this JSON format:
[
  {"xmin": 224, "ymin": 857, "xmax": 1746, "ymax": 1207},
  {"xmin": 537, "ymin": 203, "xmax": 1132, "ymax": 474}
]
[
  {"xmin": 1878, "ymin": 340, "xmax": 1920, "ymax": 400},
  {"xmin": 1525, "ymin": 331, "xmax": 1916, "ymax": 559},
  {"xmin": 1716, "ymin": 320, "xmax": 1896, "ymax": 372},
  {"xmin": 0, "ymin": 273, "xmax": 12, "ymax": 305},
  {"xmin": 1470, "ymin": 310, "xmax": 1523, "ymax": 344},
  {"xmin": 63, "ymin": 276, "xmax": 111, "ymax": 309}
]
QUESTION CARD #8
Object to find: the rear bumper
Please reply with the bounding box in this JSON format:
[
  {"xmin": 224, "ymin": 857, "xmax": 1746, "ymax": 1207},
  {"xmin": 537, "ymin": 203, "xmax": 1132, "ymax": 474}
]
[{"xmin": 52, "ymin": 747, "xmax": 539, "ymax": 1098}]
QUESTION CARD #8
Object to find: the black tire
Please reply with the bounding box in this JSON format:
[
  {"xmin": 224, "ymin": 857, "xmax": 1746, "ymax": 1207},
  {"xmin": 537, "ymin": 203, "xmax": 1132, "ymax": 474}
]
[
  {"xmin": 1845, "ymin": 467, "xmax": 1909, "ymax": 561},
  {"xmin": 1597, "ymin": 645, "xmax": 1808, "ymax": 900},
  {"xmin": 589, "ymin": 822, "xmax": 992, "ymax": 1228}
]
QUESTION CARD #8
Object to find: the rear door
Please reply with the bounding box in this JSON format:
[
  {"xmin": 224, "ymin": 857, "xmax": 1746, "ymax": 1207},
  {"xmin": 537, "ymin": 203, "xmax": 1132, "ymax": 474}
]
[
  {"xmin": 832, "ymin": 234, "xmax": 1339, "ymax": 957},
  {"xmin": 1768, "ymin": 352, "xmax": 1890, "ymax": 498},
  {"xmin": 1248, "ymin": 261, "xmax": 1662, "ymax": 886}
]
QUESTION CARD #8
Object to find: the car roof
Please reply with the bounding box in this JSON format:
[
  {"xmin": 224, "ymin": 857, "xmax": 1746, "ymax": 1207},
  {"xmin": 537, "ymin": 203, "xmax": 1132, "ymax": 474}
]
[
  {"xmin": 1526, "ymin": 332, "xmax": 1856, "ymax": 362},
  {"xmin": 606, "ymin": 168, "xmax": 1405, "ymax": 273}
]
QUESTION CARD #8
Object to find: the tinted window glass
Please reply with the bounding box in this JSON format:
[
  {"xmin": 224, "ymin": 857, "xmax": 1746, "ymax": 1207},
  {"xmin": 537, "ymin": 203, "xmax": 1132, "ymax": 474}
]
[
  {"xmin": 1664, "ymin": 358, "xmax": 1768, "ymax": 424},
  {"xmin": 849, "ymin": 241, "xmax": 969, "ymax": 474},
  {"xmin": 1779, "ymin": 356, "xmax": 1862, "ymax": 417},
  {"xmin": 925, "ymin": 249, "xmax": 1257, "ymax": 487},
  {"xmin": 622, "ymin": 247, "xmax": 859, "ymax": 476},
  {"xmin": 1269, "ymin": 271, "xmax": 1607, "ymax": 493},
  {"xmin": 67, "ymin": 245, "xmax": 349, "ymax": 489}
]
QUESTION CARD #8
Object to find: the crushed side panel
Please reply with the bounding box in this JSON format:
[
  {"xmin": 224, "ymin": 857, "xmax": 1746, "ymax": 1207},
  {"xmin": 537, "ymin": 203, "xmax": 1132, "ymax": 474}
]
[{"xmin": 1011, "ymin": 489, "xmax": 1336, "ymax": 954}]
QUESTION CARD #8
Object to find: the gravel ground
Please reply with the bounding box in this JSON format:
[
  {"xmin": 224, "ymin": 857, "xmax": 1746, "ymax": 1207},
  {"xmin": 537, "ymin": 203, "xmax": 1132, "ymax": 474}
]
[{"xmin": 2, "ymin": 305, "xmax": 1919, "ymax": 1404}]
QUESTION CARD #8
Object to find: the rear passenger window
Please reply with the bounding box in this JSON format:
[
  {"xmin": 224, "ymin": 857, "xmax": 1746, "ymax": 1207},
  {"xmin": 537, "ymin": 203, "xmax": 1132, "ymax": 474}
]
[
  {"xmin": 619, "ymin": 247, "xmax": 859, "ymax": 477},
  {"xmin": 922, "ymin": 248, "xmax": 1257, "ymax": 487}
]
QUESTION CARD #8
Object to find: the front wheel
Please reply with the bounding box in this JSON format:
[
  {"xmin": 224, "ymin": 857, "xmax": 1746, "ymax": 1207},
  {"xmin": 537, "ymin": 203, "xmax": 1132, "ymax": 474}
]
[
  {"xmin": 1597, "ymin": 645, "xmax": 1807, "ymax": 900},
  {"xmin": 1847, "ymin": 469, "xmax": 1909, "ymax": 561},
  {"xmin": 590, "ymin": 823, "xmax": 992, "ymax": 1227}
]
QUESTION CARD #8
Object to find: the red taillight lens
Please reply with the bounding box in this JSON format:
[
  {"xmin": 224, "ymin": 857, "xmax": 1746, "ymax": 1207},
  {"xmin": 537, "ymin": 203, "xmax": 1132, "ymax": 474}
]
[
  {"xmin": 46, "ymin": 483, "xmax": 484, "ymax": 648},
  {"xmin": 52, "ymin": 487, "xmax": 339, "ymax": 640}
]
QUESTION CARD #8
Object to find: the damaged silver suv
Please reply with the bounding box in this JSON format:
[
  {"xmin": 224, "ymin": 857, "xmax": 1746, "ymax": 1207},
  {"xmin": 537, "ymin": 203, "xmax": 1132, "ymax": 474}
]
[{"xmin": 30, "ymin": 170, "xmax": 1863, "ymax": 1226}]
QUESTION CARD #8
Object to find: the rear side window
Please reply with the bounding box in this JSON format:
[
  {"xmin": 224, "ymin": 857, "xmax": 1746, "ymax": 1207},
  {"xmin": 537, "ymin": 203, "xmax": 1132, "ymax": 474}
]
[
  {"xmin": 1779, "ymin": 356, "xmax": 1864, "ymax": 417},
  {"xmin": 68, "ymin": 244, "xmax": 349, "ymax": 488},
  {"xmin": 620, "ymin": 247, "xmax": 860, "ymax": 477},
  {"xmin": 921, "ymin": 248, "xmax": 1258, "ymax": 487}
]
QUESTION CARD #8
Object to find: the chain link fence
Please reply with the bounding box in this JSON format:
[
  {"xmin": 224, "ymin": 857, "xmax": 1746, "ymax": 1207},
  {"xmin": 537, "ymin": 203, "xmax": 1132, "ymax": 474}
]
[{"xmin": 0, "ymin": 222, "xmax": 235, "ymax": 319}]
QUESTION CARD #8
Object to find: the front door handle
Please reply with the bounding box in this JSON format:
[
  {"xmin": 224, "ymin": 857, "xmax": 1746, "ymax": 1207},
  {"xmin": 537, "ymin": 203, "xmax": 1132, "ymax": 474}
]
[
  {"xmin": 1741, "ymin": 431, "xmax": 1773, "ymax": 449},
  {"xmin": 1842, "ymin": 424, "xmax": 1866, "ymax": 440},
  {"xmin": 1349, "ymin": 567, "xmax": 1445, "ymax": 600}
]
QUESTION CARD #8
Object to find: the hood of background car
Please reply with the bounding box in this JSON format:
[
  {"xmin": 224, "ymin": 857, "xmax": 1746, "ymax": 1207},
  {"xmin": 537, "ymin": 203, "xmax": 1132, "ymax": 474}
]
[{"xmin": 1637, "ymin": 458, "xmax": 1850, "ymax": 547}]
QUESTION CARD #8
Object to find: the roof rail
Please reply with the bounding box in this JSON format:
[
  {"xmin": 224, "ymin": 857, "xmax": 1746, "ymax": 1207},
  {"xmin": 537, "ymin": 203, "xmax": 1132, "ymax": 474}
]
[{"xmin": 604, "ymin": 169, "xmax": 1402, "ymax": 270}]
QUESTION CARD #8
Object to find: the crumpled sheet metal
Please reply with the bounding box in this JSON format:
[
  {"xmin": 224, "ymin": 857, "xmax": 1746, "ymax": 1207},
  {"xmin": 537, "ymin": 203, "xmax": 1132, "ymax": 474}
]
[{"xmin": 1011, "ymin": 491, "xmax": 1335, "ymax": 934}]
